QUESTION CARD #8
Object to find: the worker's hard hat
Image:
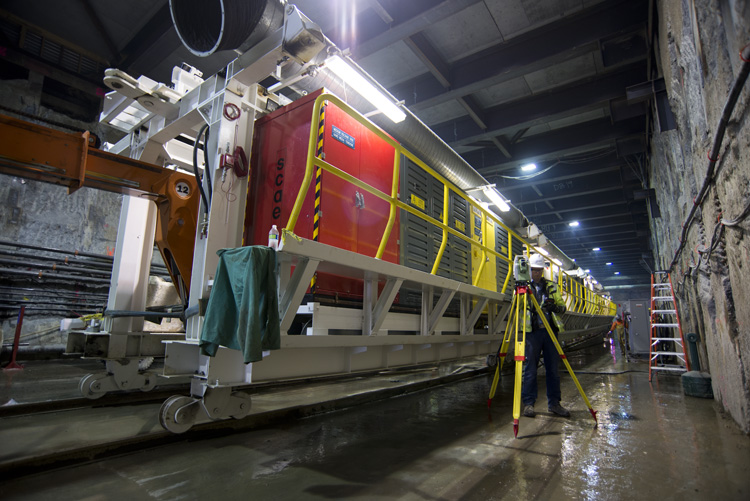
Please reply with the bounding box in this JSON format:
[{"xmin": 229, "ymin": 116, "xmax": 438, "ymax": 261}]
[{"xmin": 529, "ymin": 253, "xmax": 546, "ymax": 269}]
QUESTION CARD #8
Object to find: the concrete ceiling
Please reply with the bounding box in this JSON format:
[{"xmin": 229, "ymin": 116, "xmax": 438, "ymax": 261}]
[{"xmin": 0, "ymin": 0, "xmax": 659, "ymax": 292}]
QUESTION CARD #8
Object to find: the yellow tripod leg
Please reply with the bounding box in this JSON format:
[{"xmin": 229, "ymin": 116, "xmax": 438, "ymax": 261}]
[
  {"xmin": 530, "ymin": 295, "xmax": 598, "ymax": 426},
  {"xmin": 488, "ymin": 294, "xmax": 517, "ymax": 407},
  {"xmin": 512, "ymin": 291, "xmax": 527, "ymax": 438}
]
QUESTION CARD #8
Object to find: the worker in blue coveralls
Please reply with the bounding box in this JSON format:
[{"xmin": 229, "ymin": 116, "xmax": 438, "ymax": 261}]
[{"xmin": 522, "ymin": 253, "xmax": 570, "ymax": 418}]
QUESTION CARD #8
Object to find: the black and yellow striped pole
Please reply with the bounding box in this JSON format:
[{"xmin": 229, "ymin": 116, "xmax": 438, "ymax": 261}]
[{"xmin": 310, "ymin": 102, "xmax": 326, "ymax": 292}]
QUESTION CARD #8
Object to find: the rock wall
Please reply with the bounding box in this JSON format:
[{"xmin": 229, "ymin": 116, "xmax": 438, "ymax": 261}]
[
  {"xmin": 0, "ymin": 79, "xmax": 185, "ymax": 357},
  {"xmin": 651, "ymin": 0, "xmax": 750, "ymax": 432}
]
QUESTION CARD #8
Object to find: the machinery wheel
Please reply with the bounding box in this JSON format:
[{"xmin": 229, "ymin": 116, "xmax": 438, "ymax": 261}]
[
  {"xmin": 141, "ymin": 372, "xmax": 157, "ymax": 392},
  {"xmin": 159, "ymin": 395, "xmax": 197, "ymax": 434},
  {"xmin": 79, "ymin": 373, "xmax": 108, "ymax": 399},
  {"xmin": 138, "ymin": 356, "xmax": 155, "ymax": 371},
  {"xmin": 230, "ymin": 392, "xmax": 252, "ymax": 419},
  {"xmin": 486, "ymin": 354, "xmax": 498, "ymax": 368}
]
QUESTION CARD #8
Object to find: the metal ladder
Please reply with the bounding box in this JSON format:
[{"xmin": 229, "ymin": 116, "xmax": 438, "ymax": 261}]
[{"xmin": 649, "ymin": 271, "xmax": 690, "ymax": 381}]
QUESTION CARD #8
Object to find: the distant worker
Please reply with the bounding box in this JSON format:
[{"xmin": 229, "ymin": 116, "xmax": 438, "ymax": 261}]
[
  {"xmin": 608, "ymin": 314, "xmax": 628, "ymax": 357},
  {"xmin": 522, "ymin": 253, "xmax": 570, "ymax": 418}
]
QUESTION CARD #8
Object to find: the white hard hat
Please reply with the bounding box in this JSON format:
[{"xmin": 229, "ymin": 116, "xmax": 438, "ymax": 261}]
[{"xmin": 529, "ymin": 253, "xmax": 546, "ymax": 269}]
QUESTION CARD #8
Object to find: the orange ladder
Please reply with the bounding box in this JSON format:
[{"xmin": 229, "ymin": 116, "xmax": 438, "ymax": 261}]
[{"xmin": 649, "ymin": 271, "xmax": 690, "ymax": 381}]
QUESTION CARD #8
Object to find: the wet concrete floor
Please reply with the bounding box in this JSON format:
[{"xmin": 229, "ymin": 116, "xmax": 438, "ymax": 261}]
[{"xmin": 1, "ymin": 346, "xmax": 749, "ymax": 500}]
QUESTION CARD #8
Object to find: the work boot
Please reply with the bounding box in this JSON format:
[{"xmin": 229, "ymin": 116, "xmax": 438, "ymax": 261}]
[
  {"xmin": 523, "ymin": 404, "xmax": 536, "ymax": 417},
  {"xmin": 548, "ymin": 403, "xmax": 570, "ymax": 417}
]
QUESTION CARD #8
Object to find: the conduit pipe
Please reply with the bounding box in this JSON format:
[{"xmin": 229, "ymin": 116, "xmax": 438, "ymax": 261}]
[{"xmin": 669, "ymin": 44, "xmax": 750, "ymax": 271}]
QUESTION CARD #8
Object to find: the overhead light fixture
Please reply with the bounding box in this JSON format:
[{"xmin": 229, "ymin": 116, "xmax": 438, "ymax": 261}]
[
  {"xmin": 606, "ymin": 262, "xmax": 612, "ymax": 266},
  {"xmin": 521, "ymin": 163, "xmax": 537, "ymax": 172},
  {"xmin": 592, "ymin": 247, "xmax": 601, "ymax": 251},
  {"xmin": 325, "ymin": 55, "xmax": 406, "ymax": 123},
  {"xmin": 568, "ymin": 221, "xmax": 579, "ymax": 227},
  {"xmin": 481, "ymin": 185, "xmax": 511, "ymax": 212},
  {"xmin": 584, "ymin": 269, "xmax": 590, "ymax": 273},
  {"xmin": 614, "ymin": 271, "xmax": 620, "ymax": 275}
]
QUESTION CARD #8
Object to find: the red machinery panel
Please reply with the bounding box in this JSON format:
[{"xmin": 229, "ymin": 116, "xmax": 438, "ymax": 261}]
[{"xmin": 245, "ymin": 89, "xmax": 400, "ymax": 298}]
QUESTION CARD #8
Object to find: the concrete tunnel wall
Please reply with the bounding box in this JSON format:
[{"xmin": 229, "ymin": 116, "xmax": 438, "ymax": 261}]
[
  {"xmin": 0, "ymin": 0, "xmax": 749, "ymax": 435},
  {"xmin": 650, "ymin": 0, "xmax": 750, "ymax": 433}
]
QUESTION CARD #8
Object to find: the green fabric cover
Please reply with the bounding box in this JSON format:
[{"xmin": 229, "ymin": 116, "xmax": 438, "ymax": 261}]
[{"xmin": 199, "ymin": 246, "xmax": 280, "ymax": 363}]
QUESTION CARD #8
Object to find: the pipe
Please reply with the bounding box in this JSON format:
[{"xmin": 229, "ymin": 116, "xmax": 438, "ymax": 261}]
[{"xmin": 104, "ymin": 310, "xmax": 183, "ymax": 319}]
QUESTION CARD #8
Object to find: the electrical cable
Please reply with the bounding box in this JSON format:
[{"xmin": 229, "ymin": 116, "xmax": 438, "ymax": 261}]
[
  {"xmin": 669, "ymin": 44, "xmax": 750, "ymax": 271},
  {"xmin": 496, "ymin": 148, "xmax": 616, "ymax": 180},
  {"xmin": 498, "ymin": 161, "xmax": 559, "ymax": 180},
  {"xmin": 572, "ymin": 370, "xmax": 649, "ymax": 375}
]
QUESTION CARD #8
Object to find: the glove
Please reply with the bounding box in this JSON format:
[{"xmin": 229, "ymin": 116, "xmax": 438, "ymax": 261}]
[{"xmin": 543, "ymin": 298, "xmax": 564, "ymax": 314}]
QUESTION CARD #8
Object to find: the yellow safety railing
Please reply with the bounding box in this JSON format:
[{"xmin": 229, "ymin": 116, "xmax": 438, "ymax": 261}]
[{"xmin": 285, "ymin": 92, "xmax": 613, "ymax": 313}]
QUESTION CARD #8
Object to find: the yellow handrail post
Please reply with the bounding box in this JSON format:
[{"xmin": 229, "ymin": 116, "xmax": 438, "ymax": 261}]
[
  {"xmin": 472, "ymin": 210, "xmax": 487, "ymax": 287},
  {"xmin": 501, "ymin": 231, "xmax": 513, "ymax": 294},
  {"xmin": 431, "ymin": 184, "xmax": 449, "ymax": 275},
  {"xmin": 375, "ymin": 148, "xmax": 401, "ymax": 260},
  {"xmin": 286, "ymin": 94, "xmax": 327, "ymax": 234}
]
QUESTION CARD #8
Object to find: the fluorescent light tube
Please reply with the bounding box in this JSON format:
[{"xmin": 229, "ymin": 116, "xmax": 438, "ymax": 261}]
[
  {"xmin": 325, "ymin": 55, "xmax": 406, "ymax": 123},
  {"xmin": 482, "ymin": 186, "xmax": 510, "ymax": 212}
]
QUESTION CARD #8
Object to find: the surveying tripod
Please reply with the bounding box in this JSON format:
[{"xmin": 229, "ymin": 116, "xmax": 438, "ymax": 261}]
[{"xmin": 488, "ymin": 277, "xmax": 598, "ymax": 438}]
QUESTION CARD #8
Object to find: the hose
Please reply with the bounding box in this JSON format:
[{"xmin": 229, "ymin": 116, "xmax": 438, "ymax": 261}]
[
  {"xmin": 192, "ymin": 123, "xmax": 211, "ymax": 213},
  {"xmin": 203, "ymin": 124, "xmax": 213, "ymax": 204}
]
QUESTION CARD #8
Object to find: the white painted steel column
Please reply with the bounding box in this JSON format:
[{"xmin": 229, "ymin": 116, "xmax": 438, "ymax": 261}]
[{"xmin": 103, "ymin": 196, "xmax": 157, "ymax": 345}]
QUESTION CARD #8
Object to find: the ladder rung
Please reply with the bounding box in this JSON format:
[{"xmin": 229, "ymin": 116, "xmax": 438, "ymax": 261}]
[
  {"xmin": 650, "ymin": 366, "xmax": 687, "ymax": 372},
  {"xmin": 653, "ymin": 297, "xmax": 674, "ymax": 301},
  {"xmin": 653, "ymin": 285, "xmax": 671, "ymax": 289},
  {"xmin": 651, "ymin": 338, "xmax": 683, "ymax": 343},
  {"xmin": 652, "ymin": 323, "xmax": 680, "ymax": 328},
  {"xmin": 651, "ymin": 352, "xmax": 686, "ymax": 357},
  {"xmin": 653, "ymin": 310, "xmax": 676, "ymax": 314}
]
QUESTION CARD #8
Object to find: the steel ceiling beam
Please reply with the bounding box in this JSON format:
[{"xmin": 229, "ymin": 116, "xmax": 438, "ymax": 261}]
[
  {"xmin": 515, "ymin": 185, "xmax": 627, "ymax": 206},
  {"xmin": 432, "ymin": 64, "xmax": 647, "ymax": 146},
  {"xmin": 467, "ymin": 117, "xmax": 646, "ymax": 172},
  {"xmin": 352, "ymin": 0, "xmax": 484, "ymax": 59},
  {"xmin": 403, "ymin": 32, "xmax": 498, "ymax": 140},
  {"xmin": 388, "ymin": 0, "xmax": 648, "ymax": 111}
]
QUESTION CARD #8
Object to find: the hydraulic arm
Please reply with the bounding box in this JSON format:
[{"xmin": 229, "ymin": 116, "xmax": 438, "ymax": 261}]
[{"xmin": 0, "ymin": 113, "xmax": 199, "ymax": 300}]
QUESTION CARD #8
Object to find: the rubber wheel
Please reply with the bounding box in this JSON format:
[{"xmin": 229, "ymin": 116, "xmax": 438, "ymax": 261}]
[{"xmin": 159, "ymin": 395, "xmax": 197, "ymax": 434}]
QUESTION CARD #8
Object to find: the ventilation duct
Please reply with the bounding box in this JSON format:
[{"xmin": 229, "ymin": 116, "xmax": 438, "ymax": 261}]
[{"xmin": 170, "ymin": 0, "xmax": 285, "ymax": 57}]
